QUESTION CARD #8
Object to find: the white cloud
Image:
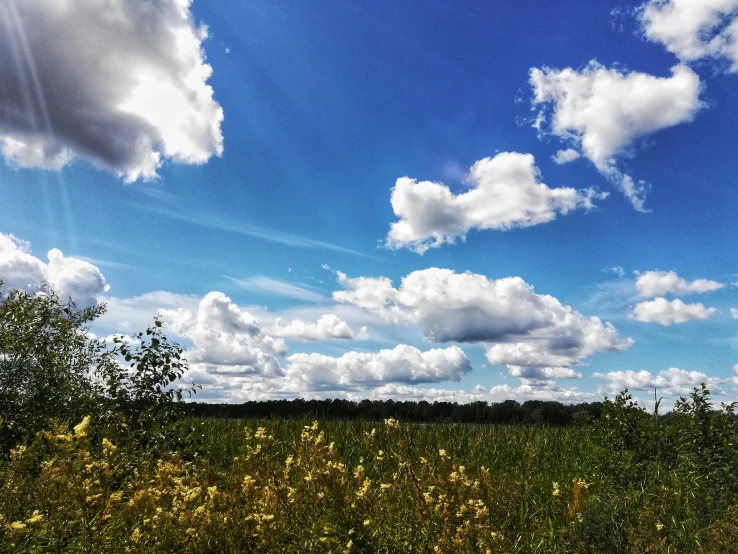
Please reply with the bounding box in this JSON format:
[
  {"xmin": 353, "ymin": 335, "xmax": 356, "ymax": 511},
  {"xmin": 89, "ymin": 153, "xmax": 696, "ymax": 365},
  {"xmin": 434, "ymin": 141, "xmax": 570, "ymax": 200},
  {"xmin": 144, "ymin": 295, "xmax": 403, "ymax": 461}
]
[
  {"xmin": 507, "ymin": 366, "xmax": 582, "ymax": 379},
  {"xmin": 385, "ymin": 152, "xmax": 606, "ymax": 254},
  {"xmin": 285, "ymin": 344, "xmax": 471, "ymax": 389},
  {"xmin": 334, "ymin": 268, "xmax": 632, "ymax": 371},
  {"xmin": 552, "ymin": 148, "xmax": 581, "ymax": 164},
  {"xmin": 224, "ymin": 275, "xmax": 324, "ymax": 303},
  {"xmin": 639, "ymin": 0, "xmax": 738, "ymax": 71},
  {"xmin": 530, "ymin": 61, "xmax": 702, "ymax": 210},
  {"xmin": 635, "ymin": 270, "xmax": 724, "ymax": 297},
  {"xmin": 631, "ymin": 297, "xmax": 718, "ymax": 325},
  {"xmin": 270, "ymin": 313, "xmax": 361, "ymax": 341},
  {"xmin": 731, "ymin": 308, "xmax": 738, "ymax": 319},
  {"xmin": 161, "ymin": 292, "xmax": 287, "ymax": 377},
  {"xmin": 0, "ymin": 0, "xmax": 223, "ymax": 181},
  {"xmin": 602, "ymin": 266, "xmax": 626, "ymax": 278},
  {"xmin": 0, "ymin": 232, "xmax": 108, "ymax": 306},
  {"xmin": 595, "ymin": 367, "xmax": 725, "ymax": 395}
]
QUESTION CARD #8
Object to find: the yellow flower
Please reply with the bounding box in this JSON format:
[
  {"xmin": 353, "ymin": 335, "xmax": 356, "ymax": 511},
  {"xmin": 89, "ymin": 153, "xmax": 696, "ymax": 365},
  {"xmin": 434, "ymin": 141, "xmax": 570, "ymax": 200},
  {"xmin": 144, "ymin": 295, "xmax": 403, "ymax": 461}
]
[
  {"xmin": 346, "ymin": 539, "xmax": 354, "ymax": 549},
  {"xmin": 102, "ymin": 438, "xmax": 117, "ymax": 456},
  {"xmin": 439, "ymin": 449, "xmax": 447, "ymax": 458},
  {"xmin": 552, "ymin": 482, "xmax": 560, "ymax": 497},
  {"xmin": 656, "ymin": 522, "xmax": 664, "ymax": 531},
  {"xmin": 6, "ymin": 521, "xmax": 27, "ymax": 531},
  {"xmin": 74, "ymin": 416, "xmax": 91, "ymax": 438},
  {"xmin": 363, "ymin": 519, "xmax": 371, "ymax": 526}
]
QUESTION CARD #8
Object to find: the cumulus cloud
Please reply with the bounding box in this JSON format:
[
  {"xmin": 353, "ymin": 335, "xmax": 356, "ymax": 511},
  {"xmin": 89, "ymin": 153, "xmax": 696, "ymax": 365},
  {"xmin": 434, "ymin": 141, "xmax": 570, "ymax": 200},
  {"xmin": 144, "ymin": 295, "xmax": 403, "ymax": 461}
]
[
  {"xmin": 630, "ymin": 297, "xmax": 718, "ymax": 325},
  {"xmin": 0, "ymin": 232, "xmax": 108, "ymax": 306},
  {"xmin": 731, "ymin": 308, "xmax": 738, "ymax": 319},
  {"xmin": 595, "ymin": 367, "xmax": 725, "ymax": 395},
  {"xmin": 269, "ymin": 314, "xmax": 366, "ymax": 341},
  {"xmin": 285, "ymin": 344, "xmax": 471, "ymax": 389},
  {"xmin": 161, "ymin": 292, "xmax": 287, "ymax": 377},
  {"xmin": 635, "ymin": 270, "xmax": 723, "ymax": 297},
  {"xmin": 507, "ymin": 366, "xmax": 582, "ymax": 379},
  {"xmin": 530, "ymin": 61, "xmax": 702, "ymax": 210},
  {"xmin": 552, "ymin": 148, "xmax": 581, "ymax": 164},
  {"xmin": 0, "ymin": 0, "xmax": 223, "ymax": 181},
  {"xmin": 639, "ymin": 0, "xmax": 738, "ymax": 71},
  {"xmin": 385, "ymin": 152, "xmax": 606, "ymax": 253},
  {"xmin": 334, "ymin": 268, "xmax": 632, "ymax": 371}
]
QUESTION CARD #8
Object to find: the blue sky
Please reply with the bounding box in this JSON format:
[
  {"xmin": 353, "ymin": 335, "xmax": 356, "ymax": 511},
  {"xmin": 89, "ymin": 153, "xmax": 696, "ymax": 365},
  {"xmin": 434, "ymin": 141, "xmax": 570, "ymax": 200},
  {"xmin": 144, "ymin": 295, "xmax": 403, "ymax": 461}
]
[{"xmin": 1, "ymin": 0, "xmax": 737, "ymax": 406}]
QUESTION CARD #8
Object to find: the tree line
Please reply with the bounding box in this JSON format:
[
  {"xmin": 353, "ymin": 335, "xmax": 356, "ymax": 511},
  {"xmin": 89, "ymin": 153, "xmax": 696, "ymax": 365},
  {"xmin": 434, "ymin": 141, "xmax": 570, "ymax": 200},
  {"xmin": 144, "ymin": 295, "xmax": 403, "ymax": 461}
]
[{"xmin": 186, "ymin": 398, "xmax": 605, "ymax": 425}]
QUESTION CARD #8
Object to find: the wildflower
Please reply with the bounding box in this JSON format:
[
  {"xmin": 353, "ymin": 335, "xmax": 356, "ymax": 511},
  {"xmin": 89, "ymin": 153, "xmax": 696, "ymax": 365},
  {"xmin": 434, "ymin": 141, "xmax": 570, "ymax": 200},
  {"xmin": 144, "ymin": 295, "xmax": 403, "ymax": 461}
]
[
  {"xmin": 255, "ymin": 427, "xmax": 267, "ymax": 439},
  {"xmin": 347, "ymin": 539, "xmax": 354, "ymax": 549},
  {"xmin": 243, "ymin": 475, "xmax": 257, "ymax": 493},
  {"xmin": 377, "ymin": 450, "xmax": 384, "ymax": 461},
  {"xmin": 6, "ymin": 521, "xmax": 26, "ymax": 531},
  {"xmin": 656, "ymin": 522, "xmax": 664, "ymax": 531},
  {"xmin": 439, "ymin": 449, "xmax": 447, "ymax": 458},
  {"xmin": 384, "ymin": 417, "xmax": 400, "ymax": 430},
  {"xmin": 130, "ymin": 528, "xmax": 142, "ymax": 544},
  {"xmin": 552, "ymin": 482, "xmax": 560, "ymax": 497},
  {"xmin": 102, "ymin": 438, "xmax": 117, "ymax": 456},
  {"xmin": 74, "ymin": 416, "xmax": 91, "ymax": 438},
  {"xmin": 363, "ymin": 519, "xmax": 371, "ymax": 526}
]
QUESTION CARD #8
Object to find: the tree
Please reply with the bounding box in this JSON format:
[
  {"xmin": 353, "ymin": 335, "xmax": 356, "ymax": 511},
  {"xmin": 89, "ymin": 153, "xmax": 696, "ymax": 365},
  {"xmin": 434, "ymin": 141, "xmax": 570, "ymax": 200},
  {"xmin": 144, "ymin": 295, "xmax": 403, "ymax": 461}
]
[{"xmin": 0, "ymin": 280, "xmax": 197, "ymax": 453}]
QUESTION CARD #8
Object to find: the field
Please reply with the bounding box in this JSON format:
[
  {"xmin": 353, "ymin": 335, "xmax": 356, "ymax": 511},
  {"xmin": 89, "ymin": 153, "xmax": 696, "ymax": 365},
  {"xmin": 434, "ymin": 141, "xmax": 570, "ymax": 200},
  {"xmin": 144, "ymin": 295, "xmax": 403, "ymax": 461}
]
[{"xmin": 2, "ymin": 392, "xmax": 738, "ymax": 554}]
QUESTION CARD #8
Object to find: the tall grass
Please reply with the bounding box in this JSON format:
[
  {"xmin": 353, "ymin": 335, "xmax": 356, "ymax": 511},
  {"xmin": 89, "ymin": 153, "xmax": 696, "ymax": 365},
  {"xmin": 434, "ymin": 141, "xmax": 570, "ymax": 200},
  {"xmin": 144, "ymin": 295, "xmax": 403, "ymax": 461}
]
[{"xmin": 2, "ymin": 399, "xmax": 737, "ymax": 553}]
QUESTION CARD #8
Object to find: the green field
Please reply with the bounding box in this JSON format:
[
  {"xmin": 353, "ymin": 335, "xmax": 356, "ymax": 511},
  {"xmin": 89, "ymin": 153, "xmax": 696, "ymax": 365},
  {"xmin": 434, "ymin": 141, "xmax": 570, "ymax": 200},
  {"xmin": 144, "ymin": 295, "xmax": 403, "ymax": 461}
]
[{"xmin": 2, "ymin": 394, "xmax": 738, "ymax": 553}]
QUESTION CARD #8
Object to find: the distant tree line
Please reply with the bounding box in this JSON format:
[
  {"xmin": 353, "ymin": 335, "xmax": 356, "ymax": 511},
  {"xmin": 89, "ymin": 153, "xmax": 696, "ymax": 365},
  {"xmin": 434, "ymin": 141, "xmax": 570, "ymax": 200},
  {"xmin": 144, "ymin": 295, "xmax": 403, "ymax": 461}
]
[{"xmin": 186, "ymin": 398, "xmax": 605, "ymax": 426}]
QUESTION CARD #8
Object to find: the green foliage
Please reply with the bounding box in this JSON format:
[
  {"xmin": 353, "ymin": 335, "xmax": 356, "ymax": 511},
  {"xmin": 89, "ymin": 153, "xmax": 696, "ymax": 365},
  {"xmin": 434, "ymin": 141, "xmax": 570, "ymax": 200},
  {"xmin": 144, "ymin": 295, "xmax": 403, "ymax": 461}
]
[
  {"xmin": 0, "ymin": 282, "xmax": 106, "ymax": 450},
  {"xmin": 0, "ymin": 280, "xmax": 196, "ymax": 456}
]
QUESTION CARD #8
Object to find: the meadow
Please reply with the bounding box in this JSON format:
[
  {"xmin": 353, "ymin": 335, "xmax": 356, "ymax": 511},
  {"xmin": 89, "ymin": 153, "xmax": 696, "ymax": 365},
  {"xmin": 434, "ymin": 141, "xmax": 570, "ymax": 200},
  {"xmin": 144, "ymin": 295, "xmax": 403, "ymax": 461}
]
[{"xmin": 2, "ymin": 392, "xmax": 738, "ymax": 554}]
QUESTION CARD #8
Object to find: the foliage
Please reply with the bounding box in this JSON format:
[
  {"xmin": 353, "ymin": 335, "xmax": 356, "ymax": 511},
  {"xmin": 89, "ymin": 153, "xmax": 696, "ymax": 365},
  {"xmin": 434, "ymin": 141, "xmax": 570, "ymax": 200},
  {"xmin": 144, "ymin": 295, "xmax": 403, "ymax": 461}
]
[
  {"xmin": 187, "ymin": 398, "xmax": 603, "ymax": 426},
  {"xmin": 0, "ymin": 281, "xmax": 196, "ymax": 456},
  {"xmin": 0, "ymin": 283, "xmax": 106, "ymax": 450},
  {"xmin": 1, "ymin": 409, "xmax": 737, "ymax": 553}
]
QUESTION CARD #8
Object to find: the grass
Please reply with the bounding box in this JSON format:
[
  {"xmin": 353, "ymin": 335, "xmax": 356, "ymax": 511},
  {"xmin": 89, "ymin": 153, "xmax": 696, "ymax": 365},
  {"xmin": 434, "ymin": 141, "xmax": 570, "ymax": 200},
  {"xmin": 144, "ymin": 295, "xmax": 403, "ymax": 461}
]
[{"xmin": 2, "ymin": 407, "xmax": 737, "ymax": 553}]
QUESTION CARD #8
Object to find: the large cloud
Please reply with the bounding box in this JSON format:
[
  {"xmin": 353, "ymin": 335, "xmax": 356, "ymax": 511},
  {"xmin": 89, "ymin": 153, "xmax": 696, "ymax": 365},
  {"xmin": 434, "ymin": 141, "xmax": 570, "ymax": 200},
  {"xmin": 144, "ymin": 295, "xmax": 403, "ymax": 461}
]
[
  {"xmin": 161, "ymin": 292, "xmax": 287, "ymax": 377},
  {"xmin": 0, "ymin": 232, "xmax": 108, "ymax": 306},
  {"xmin": 334, "ymin": 268, "xmax": 632, "ymax": 371},
  {"xmin": 284, "ymin": 344, "xmax": 471, "ymax": 389},
  {"xmin": 635, "ymin": 270, "xmax": 723, "ymax": 297},
  {"xmin": 530, "ymin": 61, "xmax": 702, "ymax": 211},
  {"xmin": 270, "ymin": 314, "xmax": 368, "ymax": 341},
  {"xmin": 595, "ymin": 366, "xmax": 727, "ymax": 395},
  {"xmin": 639, "ymin": 0, "xmax": 738, "ymax": 71},
  {"xmin": 385, "ymin": 152, "xmax": 606, "ymax": 254},
  {"xmin": 0, "ymin": 0, "xmax": 223, "ymax": 181},
  {"xmin": 630, "ymin": 297, "xmax": 718, "ymax": 325}
]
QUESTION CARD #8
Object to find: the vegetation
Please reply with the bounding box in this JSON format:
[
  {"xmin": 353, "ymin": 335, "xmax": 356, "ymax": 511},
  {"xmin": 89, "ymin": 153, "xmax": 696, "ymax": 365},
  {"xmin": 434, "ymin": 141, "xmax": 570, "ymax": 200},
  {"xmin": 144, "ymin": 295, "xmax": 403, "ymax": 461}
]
[
  {"xmin": 187, "ymin": 397, "xmax": 605, "ymax": 426},
  {"xmin": 1, "ymin": 281, "xmax": 738, "ymax": 553}
]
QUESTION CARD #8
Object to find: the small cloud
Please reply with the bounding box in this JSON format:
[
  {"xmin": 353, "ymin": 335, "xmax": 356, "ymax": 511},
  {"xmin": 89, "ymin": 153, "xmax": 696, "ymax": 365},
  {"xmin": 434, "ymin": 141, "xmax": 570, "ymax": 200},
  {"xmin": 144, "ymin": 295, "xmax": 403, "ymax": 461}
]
[
  {"xmin": 551, "ymin": 148, "xmax": 581, "ymax": 165},
  {"xmin": 321, "ymin": 264, "xmax": 330, "ymax": 270},
  {"xmin": 288, "ymin": 268, "xmax": 292, "ymax": 273},
  {"xmin": 602, "ymin": 266, "xmax": 625, "ymax": 278},
  {"xmin": 225, "ymin": 47, "xmax": 231, "ymax": 54},
  {"xmin": 731, "ymin": 308, "xmax": 738, "ymax": 319}
]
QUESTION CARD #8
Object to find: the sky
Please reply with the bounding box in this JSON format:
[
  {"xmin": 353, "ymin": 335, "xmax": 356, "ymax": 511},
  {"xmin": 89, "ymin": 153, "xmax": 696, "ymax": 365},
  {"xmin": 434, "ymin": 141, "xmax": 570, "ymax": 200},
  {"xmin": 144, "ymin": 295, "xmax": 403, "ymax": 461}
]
[{"xmin": 1, "ymin": 0, "xmax": 738, "ymax": 407}]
